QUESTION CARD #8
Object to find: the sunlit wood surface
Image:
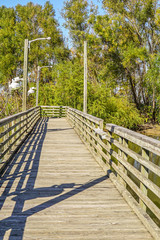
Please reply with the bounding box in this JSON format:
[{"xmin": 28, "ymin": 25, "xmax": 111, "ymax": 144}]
[{"xmin": 0, "ymin": 118, "xmax": 153, "ymax": 240}]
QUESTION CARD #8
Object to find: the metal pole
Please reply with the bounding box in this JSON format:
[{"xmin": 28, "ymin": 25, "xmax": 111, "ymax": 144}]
[
  {"xmin": 83, "ymin": 41, "xmax": 87, "ymax": 113},
  {"xmin": 36, "ymin": 66, "xmax": 40, "ymax": 106},
  {"xmin": 22, "ymin": 39, "xmax": 28, "ymax": 111}
]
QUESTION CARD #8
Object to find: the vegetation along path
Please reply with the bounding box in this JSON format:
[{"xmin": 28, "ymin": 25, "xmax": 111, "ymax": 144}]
[{"xmin": 0, "ymin": 118, "xmax": 153, "ymax": 239}]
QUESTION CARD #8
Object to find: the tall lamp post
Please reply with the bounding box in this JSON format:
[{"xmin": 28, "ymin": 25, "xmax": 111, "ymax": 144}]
[
  {"xmin": 22, "ymin": 37, "xmax": 51, "ymax": 111},
  {"xmin": 83, "ymin": 41, "xmax": 87, "ymax": 113},
  {"xmin": 36, "ymin": 66, "xmax": 52, "ymax": 106}
]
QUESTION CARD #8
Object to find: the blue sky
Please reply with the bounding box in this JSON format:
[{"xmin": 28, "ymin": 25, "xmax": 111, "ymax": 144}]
[
  {"xmin": 1, "ymin": 0, "xmax": 104, "ymax": 46},
  {"xmin": 1, "ymin": 1, "xmax": 104, "ymax": 21}
]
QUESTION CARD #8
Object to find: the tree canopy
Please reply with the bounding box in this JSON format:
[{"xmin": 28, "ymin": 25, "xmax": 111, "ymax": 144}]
[{"xmin": 1, "ymin": 0, "xmax": 160, "ymax": 128}]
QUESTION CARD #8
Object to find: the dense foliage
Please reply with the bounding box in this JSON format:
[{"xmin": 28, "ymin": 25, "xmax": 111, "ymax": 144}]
[{"xmin": 1, "ymin": 0, "xmax": 160, "ymax": 129}]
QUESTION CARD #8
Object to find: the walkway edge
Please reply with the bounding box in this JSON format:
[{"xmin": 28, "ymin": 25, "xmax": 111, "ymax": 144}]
[
  {"xmin": 71, "ymin": 121, "xmax": 160, "ymax": 240},
  {"xmin": 110, "ymin": 173, "xmax": 160, "ymax": 240}
]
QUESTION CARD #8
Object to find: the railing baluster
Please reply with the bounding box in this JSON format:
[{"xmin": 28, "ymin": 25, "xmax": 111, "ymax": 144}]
[
  {"xmin": 106, "ymin": 130, "xmax": 112, "ymax": 166},
  {"xmin": 66, "ymin": 107, "xmax": 160, "ymax": 239},
  {"xmin": 140, "ymin": 148, "xmax": 149, "ymax": 211},
  {"xmin": 1, "ymin": 106, "xmax": 159, "ymax": 240},
  {"xmin": 3, "ymin": 123, "xmax": 9, "ymax": 159},
  {"xmin": 11, "ymin": 120, "xmax": 15, "ymax": 152},
  {"xmin": 0, "ymin": 107, "xmax": 40, "ymax": 173},
  {"xmin": 118, "ymin": 136, "xmax": 128, "ymax": 187}
]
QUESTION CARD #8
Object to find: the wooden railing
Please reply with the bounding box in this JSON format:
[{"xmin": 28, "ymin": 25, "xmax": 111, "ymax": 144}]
[
  {"xmin": 40, "ymin": 106, "xmax": 66, "ymax": 118},
  {"xmin": 67, "ymin": 107, "xmax": 103, "ymax": 130},
  {"xmin": 66, "ymin": 107, "xmax": 160, "ymax": 240},
  {"xmin": 0, "ymin": 106, "xmax": 159, "ymax": 239},
  {"xmin": 0, "ymin": 107, "xmax": 40, "ymax": 173}
]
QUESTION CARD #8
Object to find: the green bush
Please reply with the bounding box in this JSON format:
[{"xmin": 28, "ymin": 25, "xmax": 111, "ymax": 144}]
[
  {"xmin": 88, "ymin": 83, "xmax": 143, "ymax": 129},
  {"xmin": 106, "ymin": 97, "xmax": 143, "ymax": 129}
]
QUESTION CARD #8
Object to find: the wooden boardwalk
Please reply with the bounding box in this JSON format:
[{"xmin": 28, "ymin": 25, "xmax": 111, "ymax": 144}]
[{"xmin": 0, "ymin": 118, "xmax": 153, "ymax": 240}]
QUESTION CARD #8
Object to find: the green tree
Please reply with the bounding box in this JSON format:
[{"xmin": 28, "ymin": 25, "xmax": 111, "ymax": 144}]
[
  {"xmin": 0, "ymin": 6, "xmax": 17, "ymax": 84},
  {"xmin": 62, "ymin": 0, "xmax": 89, "ymax": 49},
  {"xmin": 53, "ymin": 59, "xmax": 84, "ymax": 109},
  {"xmin": 92, "ymin": 0, "xmax": 160, "ymax": 120},
  {"xmin": 0, "ymin": 2, "xmax": 69, "ymax": 114},
  {"xmin": 15, "ymin": 1, "xmax": 69, "ymax": 83},
  {"xmin": 145, "ymin": 53, "xmax": 160, "ymax": 121}
]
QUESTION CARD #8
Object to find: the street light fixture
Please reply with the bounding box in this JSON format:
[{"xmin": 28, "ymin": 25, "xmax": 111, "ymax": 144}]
[
  {"xmin": 22, "ymin": 37, "xmax": 51, "ymax": 111},
  {"xmin": 36, "ymin": 65, "xmax": 52, "ymax": 106},
  {"xmin": 83, "ymin": 41, "xmax": 87, "ymax": 113},
  {"xmin": 28, "ymin": 37, "xmax": 51, "ymax": 49}
]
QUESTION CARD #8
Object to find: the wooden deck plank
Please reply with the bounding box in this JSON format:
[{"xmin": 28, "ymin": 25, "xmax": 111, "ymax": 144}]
[{"xmin": 0, "ymin": 118, "xmax": 153, "ymax": 239}]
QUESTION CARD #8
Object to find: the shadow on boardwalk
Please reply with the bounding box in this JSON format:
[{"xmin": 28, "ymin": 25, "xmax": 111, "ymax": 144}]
[{"xmin": 0, "ymin": 118, "xmax": 109, "ymax": 240}]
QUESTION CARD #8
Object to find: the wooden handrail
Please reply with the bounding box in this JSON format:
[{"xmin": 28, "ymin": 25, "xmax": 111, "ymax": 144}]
[
  {"xmin": 0, "ymin": 105, "xmax": 159, "ymax": 239},
  {"xmin": 104, "ymin": 124, "xmax": 160, "ymax": 215},
  {"xmin": 67, "ymin": 107, "xmax": 104, "ymax": 129},
  {"xmin": 0, "ymin": 107, "xmax": 40, "ymax": 127},
  {"xmin": 66, "ymin": 107, "xmax": 160, "ymax": 240},
  {"xmin": 106, "ymin": 124, "xmax": 160, "ymax": 155},
  {"xmin": 0, "ymin": 106, "xmax": 66, "ymax": 172},
  {"xmin": 0, "ymin": 107, "xmax": 41, "ymax": 173},
  {"xmin": 40, "ymin": 106, "xmax": 66, "ymax": 118}
]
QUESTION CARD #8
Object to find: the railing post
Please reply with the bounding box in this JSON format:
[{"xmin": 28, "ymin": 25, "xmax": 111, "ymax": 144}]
[
  {"xmin": 99, "ymin": 120, "xmax": 103, "ymax": 130},
  {"xmin": 66, "ymin": 107, "xmax": 68, "ymax": 120},
  {"xmin": 23, "ymin": 39, "xmax": 29, "ymax": 112},
  {"xmin": 96, "ymin": 131, "xmax": 103, "ymax": 161},
  {"xmin": 40, "ymin": 106, "xmax": 42, "ymax": 118},
  {"xmin": 66, "ymin": 107, "xmax": 68, "ymax": 119},
  {"xmin": 9, "ymin": 121, "xmax": 12, "ymax": 153},
  {"xmin": 140, "ymin": 148, "xmax": 149, "ymax": 211},
  {"xmin": 73, "ymin": 111, "xmax": 76, "ymax": 128},
  {"xmin": 4, "ymin": 123, "xmax": 9, "ymax": 158},
  {"xmin": 52, "ymin": 106, "xmax": 54, "ymax": 118},
  {"xmin": 91, "ymin": 121, "xmax": 96, "ymax": 153},
  {"xmin": 60, "ymin": 106, "xmax": 62, "ymax": 118},
  {"xmin": 106, "ymin": 130, "xmax": 112, "ymax": 164},
  {"xmin": 19, "ymin": 116, "xmax": 22, "ymax": 140},
  {"xmin": 118, "ymin": 137, "xmax": 128, "ymax": 187},
  {"xmin": 11, "ymin": 120, "xmax": 15, "ymax": 152},
  {"xmin": 79, "ymin": 114, "xmax": 83, "ymax": 138},
  {"xmin": 26, "ymin": 112, "xmax": 29, "ymax": 133}
]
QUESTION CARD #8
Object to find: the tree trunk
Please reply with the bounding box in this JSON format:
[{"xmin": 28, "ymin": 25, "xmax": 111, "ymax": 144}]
[
  {"xmin": 126, "ymin": 69, "xmax": 140, "ymax": 109},
  {"xmin": 152, "ymin": 85, "xmax": 156, "ymax": 122}
]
